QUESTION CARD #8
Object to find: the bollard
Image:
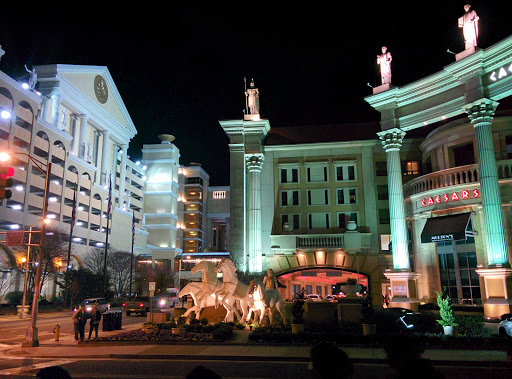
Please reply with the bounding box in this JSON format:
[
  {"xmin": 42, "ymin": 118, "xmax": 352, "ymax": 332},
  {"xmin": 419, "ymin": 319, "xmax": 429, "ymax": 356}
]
[{"xmin": 53, "ymin": 324, "xmax": 60, "ymax": 341}]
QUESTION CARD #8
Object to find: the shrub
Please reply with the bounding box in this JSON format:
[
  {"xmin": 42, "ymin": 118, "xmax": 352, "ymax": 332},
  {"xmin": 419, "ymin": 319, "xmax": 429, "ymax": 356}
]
[
  {"xmin": 455, "ymin": 315, "xmax": 489, "ymax": 337},
  {"xmin": 143, "ymin": 321, "xmax": 157, "ymax": 329},
  {"xmin": 291, "ymin": 288, "xmax": 306, "ymax": 324},
  {"xmin": 200, "ymin": 317, "xmax": 209, "ymax": 326},
  {"xmin": 5, "ymin": 291, "xmax": 23, "ymax": 305},
  {"xmin": 435, "ymin": 291, "xmax": 457, "ymax": 327},
  {"xmin": 211, "ymin": 323, "xmax": 233, "ymax": 341}
]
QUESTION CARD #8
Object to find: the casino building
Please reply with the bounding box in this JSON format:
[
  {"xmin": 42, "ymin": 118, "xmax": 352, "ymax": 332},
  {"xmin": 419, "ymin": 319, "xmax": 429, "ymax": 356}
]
[{"xmin": 222, "ymin": 34, "xmax": 512, "ymax": 318}]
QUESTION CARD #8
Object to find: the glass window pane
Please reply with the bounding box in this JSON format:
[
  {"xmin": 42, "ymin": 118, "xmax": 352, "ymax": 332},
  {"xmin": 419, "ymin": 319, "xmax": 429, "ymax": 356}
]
[
  {"xmin": 458, "ymin": 253, "xmax": 468, "ymax": 268},
  {"xmin": 440, "ymin": 271, "xmax": 449, "ymax": 286},
  {"xmin": 449, "ymin": 287, "xmax": 458, "ymax": 300},
  {"xmin": 446, "ymin": 254, "xmax": 455, "ymax": 269},
  {"xmin": 448, "ymin": 270, "xmax": 456, "ymax": 286},
  {"xmin": 462, "ymin": 287, "xmax": 471, "ymax": 299},
  {"xmin": 460, "ymin": 270, "xmax": 470, "ymax": 286},
  {"xmin": 472, "ymin": 287, "xmax": 481, "ymax": 299},
  {"xmin": 305, "ymin": 285, "xmax": 312, "ymax": 295},
  {"xmin": 470, "ymin": 270, "xmax": 480, "ymax": 286},
  {"xmin": 467, "ymin": 252, "xmax": 477, "ymax": 268},
  {"xmin": 438, "ymin": 255, "xmax": 446, "ymax": 270}
]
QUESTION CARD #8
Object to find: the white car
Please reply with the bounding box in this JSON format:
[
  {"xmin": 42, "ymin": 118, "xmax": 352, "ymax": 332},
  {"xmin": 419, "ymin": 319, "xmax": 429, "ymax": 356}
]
[
  {"xmin": 498, "ymin": 316, "xmax": 512, "ymax": 337},
  {"xmin": 81, "ymin": 298, "xmax": 111, "ymax": 314},
  {"xmin": 306, "ymin": 294, "xmax": 322, "ymax": 302}
]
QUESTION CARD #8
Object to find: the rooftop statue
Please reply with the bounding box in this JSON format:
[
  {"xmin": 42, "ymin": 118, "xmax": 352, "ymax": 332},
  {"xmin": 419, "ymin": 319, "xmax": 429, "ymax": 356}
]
[
  {"xmin": 245, "ymin": 78, "xmax": 260, "ymax": 115},
  {"xmin": 458, "ymin": 4, "xmax": 479, "ymax": 50},
  {"xmin": 377, "ymin": 46, "xmax": 392, "ymax": 85},
  {"xmin": 24, "ymin": 65, "xmax": 37, "ymax": 90}
]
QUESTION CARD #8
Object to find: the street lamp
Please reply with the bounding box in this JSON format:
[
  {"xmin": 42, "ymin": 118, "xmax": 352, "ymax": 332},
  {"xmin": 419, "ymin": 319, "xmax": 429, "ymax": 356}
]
[
  {"xmin": 0, "ymin": 151, "xmax": 52, "ymax": 347},
  {"xmin": 19, "ymin": 218, "xmax": 51, "ymax": 319}
]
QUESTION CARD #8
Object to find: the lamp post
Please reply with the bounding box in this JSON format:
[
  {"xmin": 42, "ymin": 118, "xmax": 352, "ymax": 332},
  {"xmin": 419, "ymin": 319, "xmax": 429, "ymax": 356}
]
[
  {"xmin": 19, "ymin": 218, "xmax": 50, "ymax": 319},
  {"xmin": 0, "ymin": 151, "xmax": 51, "ymax": 347}
]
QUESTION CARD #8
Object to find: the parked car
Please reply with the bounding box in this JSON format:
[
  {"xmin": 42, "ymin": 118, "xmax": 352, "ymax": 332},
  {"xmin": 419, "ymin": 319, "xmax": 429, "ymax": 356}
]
[
  {"xmin": 325, "ymin": 295, "xmax": 337, "ymax": 302},
  {"xmin": 378, "ymin": 307, "xmax": 437, "ymax": 334},
  {"xmin": 498, "ymin": 316, "xmax": 512, "ymax": 337},
  {"xmin": 306, "ymin": 294, "xmax": 322, "ymax": 302},
  {"xmin": 80, "ymin": 298, "xmax": 110, "ymax": 314}
]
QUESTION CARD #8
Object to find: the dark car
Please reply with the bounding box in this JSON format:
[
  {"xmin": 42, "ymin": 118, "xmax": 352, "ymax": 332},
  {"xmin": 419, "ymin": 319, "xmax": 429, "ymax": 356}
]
[{"xmin": 378, "ymin": 307, "xmax": 438, "ymax": 334}]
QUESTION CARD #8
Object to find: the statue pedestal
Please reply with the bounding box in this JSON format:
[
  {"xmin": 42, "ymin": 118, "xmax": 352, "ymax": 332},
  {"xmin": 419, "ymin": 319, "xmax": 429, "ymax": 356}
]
[
  {"xmin": 476, "ymin": 268, "xmax": 512, "ymax": 319},
  {"xmin": 455, "ymin": 47, "xmax": 479, "ymax": 61},
  {"xmin": 372, "ymin": 83, "xmax": 394, "ymax": 95},
  {"xmin": 244, "ymin": 114, "xmax": 261, "ymax": 121},
  {"xmin": 384, "ymin": 271, "xmax": 420, "ymax": 311}
]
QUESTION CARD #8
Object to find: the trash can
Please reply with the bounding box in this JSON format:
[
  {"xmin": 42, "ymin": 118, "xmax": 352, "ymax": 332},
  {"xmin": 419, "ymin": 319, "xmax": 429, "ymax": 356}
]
[
  {"xmin": 102, "ymin": 312, "xmax": 114, "ymax": 331},
  {"xmin": 113, "ymin": 311, "xmax": 122, "ymax": 330}
]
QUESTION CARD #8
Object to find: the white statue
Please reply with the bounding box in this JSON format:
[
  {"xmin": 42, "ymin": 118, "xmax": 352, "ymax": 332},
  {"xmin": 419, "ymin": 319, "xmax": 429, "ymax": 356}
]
[
  {"xmin": 377, "ymin": 46, "xmax": 392, "ymax": 85},
  {"xmin": 86, "ymin": 142, "xmax": 93, "ymax": 163},
  {"xmin": 247, "ymin": 279, "xmax": 287, "ymax": 325},
  {"xmin": 245, "ymin": 78, "xmax": 260, "ymax": 115},
  {"xmin": 458, "ymin": 4, "xmax": 479, "ymax": 50},
  {"xmin": 24, "ymin": 65, "xmax": 37, "ymax": 90},
  {"xmin": 61, "ymin": 109, "xmax": 67, "ymax": 131}
]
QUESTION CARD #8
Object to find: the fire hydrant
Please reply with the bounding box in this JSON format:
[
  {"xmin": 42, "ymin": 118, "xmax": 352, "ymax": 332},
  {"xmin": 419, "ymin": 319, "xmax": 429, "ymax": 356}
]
[{"xmin": 53, "ymin": 324, "xmax": 60, "ymax": 341}]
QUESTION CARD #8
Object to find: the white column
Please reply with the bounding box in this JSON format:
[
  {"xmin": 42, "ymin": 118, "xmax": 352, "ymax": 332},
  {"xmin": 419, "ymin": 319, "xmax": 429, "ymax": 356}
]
[
  {"xmin": 78, "ymin": 114, "xmax": 88, "ymax": 160},
  {"xmin": 100, "ymin": 131, "xmax": 110, "ymax": 186},
  {"xmin": 246, "ymin": 154, "xmax": 264, "ymax": 273},
  {"xmin": 378, "ymin": 128, "xmax": 410, "ymax": 270},
  {"xmin": 50, "ymin": 93, "xmax": 61, "ymax": 127},
  {"xmin": 465, "ymin": 99, "xmax": 509, "ymax": 266},
  {"xmin": 118, "ymin": 144, "xmax": 128, "ymax": 209}
]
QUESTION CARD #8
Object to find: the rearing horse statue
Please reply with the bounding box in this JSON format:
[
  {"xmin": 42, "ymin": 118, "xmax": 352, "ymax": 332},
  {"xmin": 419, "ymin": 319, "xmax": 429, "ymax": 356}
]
[{"xmin": 215, "ymin": 259, "xmax": 252, "ymax": 322}]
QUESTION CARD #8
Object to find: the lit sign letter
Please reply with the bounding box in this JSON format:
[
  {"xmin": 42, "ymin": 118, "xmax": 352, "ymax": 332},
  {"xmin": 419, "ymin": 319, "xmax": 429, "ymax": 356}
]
[
  {"xmin": 435, "ymin": 195, "xmax": 441, "ymax": 204},
  {"xmin": 473, "ymin": 189, "xmax": 480, "ymax": 198},
  {"xmin": 421, "ymin": 198, "xmax": 426, "ymax": 206},
  {"xmin": 499, "ymin": 67, "xmax": 508, "ymax": 79},
  {"xmin": 461, "ymin": 190, "xmax": 469, "ymax": 199},
  {"xmin": 509, "ymin": 63, "xmax": 512, "ymax": 73},
  {"xmin": 451, "ymin": 192, "xmax": 459, "ymax": 201},
  {"xmin": 490, "ymin": 71, "xmax": 497, "ymax": 81},
  {"xmin": 443, "ymin": 194, "xmax": 450, "ymax": 203},
  {"xmin": 427, "ymin": 197, "xmax": 434, "ymax": 205}
]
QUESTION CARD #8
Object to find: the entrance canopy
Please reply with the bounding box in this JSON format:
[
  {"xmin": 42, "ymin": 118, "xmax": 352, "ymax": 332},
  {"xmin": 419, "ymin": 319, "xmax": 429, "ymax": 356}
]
[{"xmin": 421, "ymin": 213, "xmax": 472, "ymax": 243}]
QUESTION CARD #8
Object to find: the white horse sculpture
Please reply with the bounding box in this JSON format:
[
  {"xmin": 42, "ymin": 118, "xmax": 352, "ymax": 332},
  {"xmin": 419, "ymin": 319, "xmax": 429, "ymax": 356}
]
[
  {"xmin": 178, "ymin": 281, "xmax": 205, "ymax": 319},
  {"xmin": 247, "ymin": 278, "xmax": 287, "ymax": 325},
  {"xmin": 215, "ymin": 259, "xmax": 254, "ymax": 323},
  {"xmin": 190, "ymin": 260, "xmax": 241, "ymax": 321}
]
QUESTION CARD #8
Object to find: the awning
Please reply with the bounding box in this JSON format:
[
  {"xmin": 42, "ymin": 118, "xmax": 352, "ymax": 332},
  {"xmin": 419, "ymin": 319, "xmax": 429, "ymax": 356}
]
[{"xmin": 421, "ymin": 213, "xmax": 472, "ymax": 243}]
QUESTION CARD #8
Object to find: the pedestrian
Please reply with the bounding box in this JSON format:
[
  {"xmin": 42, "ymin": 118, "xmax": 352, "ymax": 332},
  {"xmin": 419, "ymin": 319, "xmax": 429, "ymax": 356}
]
[
  {"xmin": 88, "ymin": 304, "xmax": 102, "ymax": 341},
  {"xmin": 72, "ymin": 304, "xmax": 85, "ymax": 342},
  {"xmin": 309, "ymin": 342, "xmax": 353, "ymax": 378},
  {"xmin": 385, "ymin": 293, "xmax": 391, "ymax": 308}
]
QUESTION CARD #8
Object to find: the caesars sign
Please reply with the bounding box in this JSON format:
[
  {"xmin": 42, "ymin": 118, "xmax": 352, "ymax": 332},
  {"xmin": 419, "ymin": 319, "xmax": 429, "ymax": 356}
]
[{"xmin": 420, "ymin": 189, "xmax": 479, "ymax": 207}]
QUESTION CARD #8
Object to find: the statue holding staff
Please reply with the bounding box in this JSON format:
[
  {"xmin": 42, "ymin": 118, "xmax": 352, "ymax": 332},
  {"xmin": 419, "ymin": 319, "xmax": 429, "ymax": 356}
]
[
  {"xmin": 377, "ymin": 46, "xmax": 392, "ymax": 85},
  {"xmin": 458, "ymin": 4, "xmax": 479, "ymax": 50},
  {"xmin": 24, "ymin": 65, "xmax": 37, "ymax": 90}
]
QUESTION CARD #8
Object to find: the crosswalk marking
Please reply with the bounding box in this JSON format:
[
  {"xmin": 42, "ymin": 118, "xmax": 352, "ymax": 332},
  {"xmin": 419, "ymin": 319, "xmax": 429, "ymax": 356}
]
[{"xmin": 0, "ymin": 359, "xmax": 75, "ymax": 376}]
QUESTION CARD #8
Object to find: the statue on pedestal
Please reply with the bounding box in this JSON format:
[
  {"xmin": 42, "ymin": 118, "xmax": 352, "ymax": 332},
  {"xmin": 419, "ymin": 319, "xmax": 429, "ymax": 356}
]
[
  {"xmin": 458, "ymin": 4, "xmax": 479, "ymax": 50},
  {"xmin": 377, "ymin": 47, "xmax": 392, "ymax": 85},
  {"xmin": 24, "ymin": 65, "xmax": 37, "ymax": 90},
  {"xmin": 263, "ymin": 268, "xmax": 287, "ymax": 290},
  {"xmin": 245, "ymin": 78, "xmax": 260, "ymax": 115}
]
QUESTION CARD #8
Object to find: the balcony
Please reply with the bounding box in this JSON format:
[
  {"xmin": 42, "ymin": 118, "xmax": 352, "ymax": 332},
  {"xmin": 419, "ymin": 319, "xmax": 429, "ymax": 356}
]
[
  {"xmin": 271, "ymin": 232, "xmax": 371, "ymax": 252},
  {"xmin": 403, "ymin": 160, "xmax": 512, "ymax": 198}
]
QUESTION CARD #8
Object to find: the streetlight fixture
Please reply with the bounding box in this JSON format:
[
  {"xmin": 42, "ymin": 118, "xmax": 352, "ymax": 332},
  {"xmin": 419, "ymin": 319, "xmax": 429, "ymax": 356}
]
[
  {"xmin": 0, "ymin": 151, "xmax": 52, "ymax": 347},
  {"xmin": 19, "ymin": 218, "xmax": 51, "ymax": 319}
]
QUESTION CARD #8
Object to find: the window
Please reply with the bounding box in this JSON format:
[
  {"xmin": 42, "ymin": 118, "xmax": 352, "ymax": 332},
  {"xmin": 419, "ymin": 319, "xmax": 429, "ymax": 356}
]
[
  {"xmin": 507, "ymin": 136, "xmax": 512, "ymax": 159},
  {"xmin": 292, "ymin": 284, "xmax": 301, "ymax": 299},
  {"xmin": 280, "ymin": 167, "xmax": 299, "ymax": 183},
  {"xmin": 281, "ymin": 214, "xmax": 300, "ymax": 230},
  {"xmin": 335, "ymin": 164, "xmax": 356, "ymax": 181},
  {"xmin": 280, "ymin": 190, "xmax": 299, "ymax": 206},
  {"xmin": 379, "ymin": 209, "xmax": 390, "ymax": 224},
  {"xmin": 186, "ymin": 177, "xmax": 203, "ymax": 185},
  {"xmin": 337, "ymin": 212, "xmax": 358, "ymax": 229},
  {"xmin": 377, "ymin": 185, "xmax": 388, "ymax": 200},
  {"xmin": 452, "ymin": 143, "xmax": 475, "ymax": 167},
  {"xmin": 306, "ymin": 164, "xmax": 328, "ymax": 182},
  {"xmin": 336, "ymin": 188, "xmax": 357, "ymax": 204},
  {"xmin": 316, "ymin": 286, "xmax": 322, "ymax": 296},
  {"xmin": 307, "ymin": 189, "xmax": 329, "ymax": 205},
  {"xmin": 305, "ymin": 285, "xmax": 313, "ymax": 295},
  {"xmin": 308, "ymin": 212, "xmax": 330, "ymax": 229},
  {"xmin": 402, "ymin": 161, "xmax": 421, "ymax": 175},
  {"xmin": 376, "ymin": 161, "xmax": 387, "ymax": 176},
  {"xmin": 380, "ymin": 234, "xmax": 392, "ymax": 251}
]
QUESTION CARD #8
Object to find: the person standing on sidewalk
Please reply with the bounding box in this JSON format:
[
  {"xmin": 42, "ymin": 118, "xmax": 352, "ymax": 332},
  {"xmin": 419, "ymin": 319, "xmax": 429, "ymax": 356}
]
[
  {"xmin": 72, "ymin": 305, "xmax": 86, "ymax": 341},
  {"xmin": 87, "ymin": 305, "xmax": 102, "ymax": 341}
]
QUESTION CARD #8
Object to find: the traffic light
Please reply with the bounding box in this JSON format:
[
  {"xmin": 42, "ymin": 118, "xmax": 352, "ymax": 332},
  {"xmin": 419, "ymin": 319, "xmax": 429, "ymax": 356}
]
[{"xmin": 0, "ymin": 166, "xmax": 14, "ymax": 200}]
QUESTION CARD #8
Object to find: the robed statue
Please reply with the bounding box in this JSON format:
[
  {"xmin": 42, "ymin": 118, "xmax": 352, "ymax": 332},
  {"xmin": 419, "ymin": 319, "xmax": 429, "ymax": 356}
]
[
  {"xmin": 458, "ymin": 4, "xmax": 479, "ymax": 50},
  {"xmin": 245, "ymin": 78, "xmax": 260, "ymax": 115},
  {"xmin": 24, "ymin": 65, "xmax": 37, "ymax": 90},
  {"xmin": 377, "ymin": 46, "xmax": 392, "ymax": 85}
]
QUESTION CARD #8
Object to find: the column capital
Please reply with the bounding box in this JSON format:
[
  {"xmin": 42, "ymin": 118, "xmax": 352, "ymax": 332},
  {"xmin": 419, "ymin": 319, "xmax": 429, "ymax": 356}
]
[
  {"xmin": 464, "ymin": 98, "xmax": 499, "ymax": 127},
  {"xmin": 245, "ymin": 153, "xmax": 264, "ymax": 172},
  {"xmin": 377, "ymin": 128, "xmax": 406, "ymax": 151},
  {"xmin": 102, "ymin": 130, "xmax": 111, "ymax": 137},
  {"xmin": 78, "ymin": 114, "xmax": 88, "ymax": 120}
]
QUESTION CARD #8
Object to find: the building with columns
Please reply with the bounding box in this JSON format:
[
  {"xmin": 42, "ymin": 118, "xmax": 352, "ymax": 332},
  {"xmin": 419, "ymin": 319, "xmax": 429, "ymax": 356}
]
[{"xmin": 222, "ymin": 35, "xmax": 512, "ymax": 317}]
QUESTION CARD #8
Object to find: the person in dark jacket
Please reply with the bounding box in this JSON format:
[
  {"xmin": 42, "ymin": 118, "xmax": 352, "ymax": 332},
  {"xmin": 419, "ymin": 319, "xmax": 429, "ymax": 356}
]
[
  {"xmin": 72, "ymin": 305, "xmax": 86, "ymax": 342},
  {"xmin": 88, "ymin": 304, "xmax": 102, "ymax": 341}
]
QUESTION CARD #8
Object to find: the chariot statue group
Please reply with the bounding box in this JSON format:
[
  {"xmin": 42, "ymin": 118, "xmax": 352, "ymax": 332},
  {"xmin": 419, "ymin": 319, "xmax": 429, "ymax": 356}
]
[{"xmin": 178, "ymin": 259, "xmax": 287, "ymax": 325}]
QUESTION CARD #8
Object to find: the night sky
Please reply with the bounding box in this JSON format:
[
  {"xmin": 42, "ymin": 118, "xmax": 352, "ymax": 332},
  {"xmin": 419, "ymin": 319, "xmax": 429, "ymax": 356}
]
[{"xmin": 1, "ymin": 2, "xmax": 509, "ymax": 185}]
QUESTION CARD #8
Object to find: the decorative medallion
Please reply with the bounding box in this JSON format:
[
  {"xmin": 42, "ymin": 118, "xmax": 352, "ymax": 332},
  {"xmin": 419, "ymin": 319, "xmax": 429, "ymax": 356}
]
[{"xmin": 94, "ymin": 75, "xmax": 108, "ymax": 104}]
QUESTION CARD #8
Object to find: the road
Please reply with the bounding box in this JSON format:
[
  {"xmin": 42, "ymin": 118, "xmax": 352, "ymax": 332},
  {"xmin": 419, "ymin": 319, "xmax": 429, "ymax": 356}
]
[{"xmin": 0, "ymin": 309, "xmax": 144, "ymax": 345}]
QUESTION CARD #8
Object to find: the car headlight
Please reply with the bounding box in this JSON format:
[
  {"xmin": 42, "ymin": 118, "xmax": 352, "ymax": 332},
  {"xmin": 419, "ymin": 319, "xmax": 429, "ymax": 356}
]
[
  {"xmin": 160, "ymin": 299, "xmax": 166, "ymax": 306},
  {"xmin": 86, "ymin": 307, "xmax": 92, "ymax": 312}
]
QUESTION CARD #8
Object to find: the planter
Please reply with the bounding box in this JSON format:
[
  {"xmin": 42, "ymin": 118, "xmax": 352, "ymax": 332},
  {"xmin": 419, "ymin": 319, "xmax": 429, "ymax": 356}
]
[
  {"xmin": 362, "ymin": 323, "xmax": 377, "ymax": 336},
  {"xmin": 17, "ymin": 305, "xmax": 30, "ymax": 315},
  {"xmin": 443, "ymin": 325, "xmax": 454, "ymax": 336},
  {"xmin": 291, "ymin": 323, "xmax": 305, "ymax": 334},
  {"xmin": 142, "ymin": 327, "xmax": 157, "ymax": 334},
  {"xmin": 172, "ymin": 328, "xmax": 185, "ymax": 335}
]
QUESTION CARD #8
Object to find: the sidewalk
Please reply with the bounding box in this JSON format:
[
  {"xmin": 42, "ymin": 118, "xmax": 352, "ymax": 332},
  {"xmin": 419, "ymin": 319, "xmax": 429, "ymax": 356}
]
[{"xmin": 3, "ymin": 328, "xmax": 511, "ymax": 367}]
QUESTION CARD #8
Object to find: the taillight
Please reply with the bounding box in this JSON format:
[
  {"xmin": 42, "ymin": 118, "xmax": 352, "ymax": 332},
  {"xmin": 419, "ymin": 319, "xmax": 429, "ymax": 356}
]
[
  {"xmin": 122, "ymin": 303, "xmax": 126, "ymax": 307},
  {"xmin": 140, "ymin": 303, "xmax": 144, "ymax": 307}
]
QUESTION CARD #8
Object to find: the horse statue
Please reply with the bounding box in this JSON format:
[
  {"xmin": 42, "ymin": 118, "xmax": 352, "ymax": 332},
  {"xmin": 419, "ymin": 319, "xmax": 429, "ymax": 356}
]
[
  {"xmin": 178, "ymin": 281, "xmax": 205, "ymax": 319},
  {"xmin": 247, "ymin": 278, "xmax": 287, "ymax": 325},
  {"xmin": 190, "ymin": 260, "xmax": 241, "ymax": 321},
  {"xmin": 215, "ymin": 259, "xmax": 252, "ymax": 323}
]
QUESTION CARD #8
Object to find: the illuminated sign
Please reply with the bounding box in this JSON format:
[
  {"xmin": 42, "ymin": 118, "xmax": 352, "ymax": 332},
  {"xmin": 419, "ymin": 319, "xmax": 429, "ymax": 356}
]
[
  {"xmin": 489, "ymin": 63, "xmax": 512, "ymax": 82},
  {"xmin": 420, "ymin": 189, "xmax": 479, "ymax": 207}
]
